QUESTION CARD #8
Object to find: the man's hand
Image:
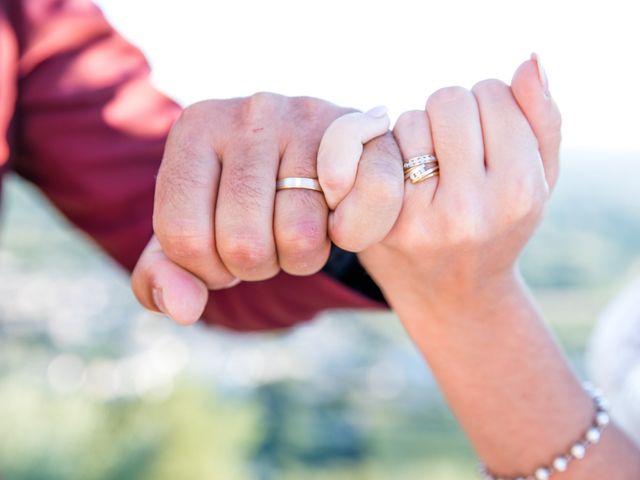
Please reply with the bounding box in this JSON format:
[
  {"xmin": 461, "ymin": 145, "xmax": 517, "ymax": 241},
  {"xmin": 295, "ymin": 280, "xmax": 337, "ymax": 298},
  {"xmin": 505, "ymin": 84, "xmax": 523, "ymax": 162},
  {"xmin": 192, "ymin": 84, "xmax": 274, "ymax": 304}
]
[{"xmin": 131, "ymin": 93, "xmax": 403, "ymax": 325}]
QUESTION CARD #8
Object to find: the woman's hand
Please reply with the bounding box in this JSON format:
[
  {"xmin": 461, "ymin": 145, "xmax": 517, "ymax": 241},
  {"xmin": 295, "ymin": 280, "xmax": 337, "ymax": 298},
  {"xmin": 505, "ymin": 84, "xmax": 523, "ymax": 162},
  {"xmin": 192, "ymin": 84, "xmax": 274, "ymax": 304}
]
[
  {"xmin": 352, "ymin": 56, "xmax": 560, "ymax": 327},
  {"xmin": 319, "ymin": 56, "xmax": 640, "ymax": 479}
]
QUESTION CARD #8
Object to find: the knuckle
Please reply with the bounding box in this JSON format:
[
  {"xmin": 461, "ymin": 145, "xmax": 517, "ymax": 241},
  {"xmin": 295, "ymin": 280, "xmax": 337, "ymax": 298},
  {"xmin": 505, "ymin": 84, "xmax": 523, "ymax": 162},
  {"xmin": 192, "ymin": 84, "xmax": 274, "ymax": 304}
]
[
  {"xmin": 244, "ymin": 91, "xmax": 284, "ymax": 122},
  {"xmin": 174, "ymin": 103, "xmax": 201, "ymax": 128},
  {"xmin": 156, "ymin": 227, "xmax": 214, "ymax": 263},
  {"xmin": 218, "ymin": 235, "xmax": 274, "ymax": 269},
  {"xmin": 427, "ymin": 86, "xmax": 471, "ymax": 110},
  {"xmin": 291, "ymin": 95, "xmax": 324, "ymax": 118},
  {"xmin": 173, "ymin": 100, "xmax": 218, "ymax": 133},
  {"xmin": 292, "ymin": 96, "xmax": 353, "ymax": 128}
]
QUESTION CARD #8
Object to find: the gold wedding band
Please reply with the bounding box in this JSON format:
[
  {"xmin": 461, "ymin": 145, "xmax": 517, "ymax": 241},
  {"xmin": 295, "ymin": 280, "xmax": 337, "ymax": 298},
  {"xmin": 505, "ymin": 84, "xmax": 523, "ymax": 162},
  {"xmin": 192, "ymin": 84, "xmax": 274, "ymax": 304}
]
[
  {"xmin": 276, "ymin": 177, "xmax": 323, "ymax": 192},
  {"xmin": 403, "ymin": 154, "xmax": 437, "ymax": 170},
  {"xmin": 404, "ymin": 162, "xmax": 439, "ymax": 179},
  {"xmin": 408, "ymin": 167, "xmax": 440, "ymax": 183},
  {"xmin": 403, "ymin": 154, "xmax": 440, "ymax": 184},
  {"xmin": 404, "ymin": 164, "xmax": 439, "ymax": 180}
]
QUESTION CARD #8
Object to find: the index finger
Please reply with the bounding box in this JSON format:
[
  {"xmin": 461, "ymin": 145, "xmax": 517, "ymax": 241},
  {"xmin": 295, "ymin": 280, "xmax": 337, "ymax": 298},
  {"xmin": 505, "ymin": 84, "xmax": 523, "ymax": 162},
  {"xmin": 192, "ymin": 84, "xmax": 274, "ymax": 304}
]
[{"xmin": 153, "ymin": 104, "xmax": 237, "ymax": 289}]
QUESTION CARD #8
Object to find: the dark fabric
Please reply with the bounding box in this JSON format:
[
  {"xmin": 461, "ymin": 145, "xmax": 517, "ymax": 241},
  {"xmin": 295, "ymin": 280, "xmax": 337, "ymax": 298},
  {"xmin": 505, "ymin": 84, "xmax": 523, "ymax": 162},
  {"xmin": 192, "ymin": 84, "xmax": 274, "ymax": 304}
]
[{"xmin": 323, "ymin": 246, "xmax": 386, "ymax": 305}]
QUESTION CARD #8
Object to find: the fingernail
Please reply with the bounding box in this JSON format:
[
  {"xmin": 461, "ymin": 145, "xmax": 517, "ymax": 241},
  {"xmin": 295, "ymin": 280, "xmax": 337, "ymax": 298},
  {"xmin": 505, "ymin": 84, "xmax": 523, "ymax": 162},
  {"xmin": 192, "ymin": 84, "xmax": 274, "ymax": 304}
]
[
  {"xmin": 365, "ymin": 105, "xmax": 388, "ymax": 118},
  {"xmin": 225, "ymin": 278, "xmax": 241, "ymax": 289},
  {"xmin": 152, "ymin": 287, "xmax": 168, "ymax": 314},
  {"xmin": 530, "ymin": 52, "xmax": 549, "ymax": 97}
]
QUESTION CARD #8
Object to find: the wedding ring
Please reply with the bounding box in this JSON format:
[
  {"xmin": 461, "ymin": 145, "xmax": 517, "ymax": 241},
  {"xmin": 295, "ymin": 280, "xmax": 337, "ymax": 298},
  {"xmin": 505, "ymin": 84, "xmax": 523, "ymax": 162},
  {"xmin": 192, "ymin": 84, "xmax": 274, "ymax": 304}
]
[
  {"xmin": 403, "ymin": 153, "xmax": 439, "ymax": 184},
  {"xmin": 403, "ymin": 154, "xmax": 437, "ymax": 170},
  {"xmin": 404, "ymin": 164, "xmax": 440, "ymax": 180},
  {"xmin": 276, "ymin": 177, "xmax": 323, "ymax": 192},
  {"xmin": 405, "ymin": 164, "xmax": 440, "ymax": 184}
]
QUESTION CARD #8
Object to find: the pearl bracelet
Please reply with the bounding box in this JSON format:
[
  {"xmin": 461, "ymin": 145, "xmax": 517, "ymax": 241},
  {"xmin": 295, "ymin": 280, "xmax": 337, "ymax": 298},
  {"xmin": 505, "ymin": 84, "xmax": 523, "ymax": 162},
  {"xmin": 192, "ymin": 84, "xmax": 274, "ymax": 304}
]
[{"xmin": 478, "ymin": 384, "xmax": 611, "ymax": 480}]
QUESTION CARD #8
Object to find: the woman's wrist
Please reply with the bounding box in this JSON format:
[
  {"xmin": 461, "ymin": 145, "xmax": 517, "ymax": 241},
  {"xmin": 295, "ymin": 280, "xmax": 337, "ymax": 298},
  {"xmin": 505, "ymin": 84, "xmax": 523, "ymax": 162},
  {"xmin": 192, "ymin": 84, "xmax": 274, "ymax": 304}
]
[{"xmin": 383, "ymin": 265, "xmax": 527, "ymax": 331}]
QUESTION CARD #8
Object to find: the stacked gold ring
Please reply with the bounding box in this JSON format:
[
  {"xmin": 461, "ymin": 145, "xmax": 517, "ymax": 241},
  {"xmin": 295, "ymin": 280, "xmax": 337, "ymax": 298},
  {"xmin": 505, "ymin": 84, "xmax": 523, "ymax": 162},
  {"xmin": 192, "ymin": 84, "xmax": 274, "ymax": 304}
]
[{"xmin": 403, "ymin": 154, "xmax": 440, "ymax": 184}]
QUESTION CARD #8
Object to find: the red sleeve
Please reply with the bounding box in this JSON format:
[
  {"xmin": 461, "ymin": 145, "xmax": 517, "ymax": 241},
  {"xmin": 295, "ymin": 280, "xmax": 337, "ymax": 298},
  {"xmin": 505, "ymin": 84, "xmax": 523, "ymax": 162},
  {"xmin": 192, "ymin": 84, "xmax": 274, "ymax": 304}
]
[{"xmin": 11, "ymin": 0, "xmax": 382, "ymax": 331}]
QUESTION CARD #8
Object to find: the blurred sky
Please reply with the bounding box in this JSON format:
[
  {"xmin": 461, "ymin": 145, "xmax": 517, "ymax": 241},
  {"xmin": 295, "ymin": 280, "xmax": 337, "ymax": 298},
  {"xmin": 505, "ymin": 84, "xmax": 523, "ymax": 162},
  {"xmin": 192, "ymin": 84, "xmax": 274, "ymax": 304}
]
[{"xmin": 95, "ymin": 0, "xmax": 640, "ymax": 154}]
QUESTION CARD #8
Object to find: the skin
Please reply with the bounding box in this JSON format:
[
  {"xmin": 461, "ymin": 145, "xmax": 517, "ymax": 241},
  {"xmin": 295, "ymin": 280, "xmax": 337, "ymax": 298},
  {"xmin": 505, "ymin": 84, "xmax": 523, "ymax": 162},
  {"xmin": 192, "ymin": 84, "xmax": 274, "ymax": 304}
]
[
  {"xmin": 319, "ymin": 55, "xmax": 640, "ymax": 477},
  {"xmin": 131, "ymin": 95, "xmax": 403, "ymax": 324},
  {"xmin": 317, "ymin": 108, "xmax": 402, "ymax": 252},
  {"xmin": 131, "ymin": 55, "xmax": 640, "ymax": 475}
]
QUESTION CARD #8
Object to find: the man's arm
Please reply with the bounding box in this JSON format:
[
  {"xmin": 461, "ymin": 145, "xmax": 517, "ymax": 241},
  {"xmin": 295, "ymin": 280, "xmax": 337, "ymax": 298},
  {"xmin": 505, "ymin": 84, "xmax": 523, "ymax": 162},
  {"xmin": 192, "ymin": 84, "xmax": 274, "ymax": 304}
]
[
  {"xmin": 12, "ymin": 0, "xmax": 179, "ymax": 271},
  {"xmin": 10, "ymin": 0, "xmax": 384, "ymax": 330}
]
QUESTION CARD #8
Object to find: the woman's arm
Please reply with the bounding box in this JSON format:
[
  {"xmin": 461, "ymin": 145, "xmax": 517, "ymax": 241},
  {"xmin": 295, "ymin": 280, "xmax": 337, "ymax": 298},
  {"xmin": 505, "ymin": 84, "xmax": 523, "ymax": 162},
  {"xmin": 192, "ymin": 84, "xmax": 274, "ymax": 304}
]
[
  {"xmin": 319, "ymin": 54, "xmax": 640, "ymax": 478},
  {"xmin": 398, "ymin": 271, "xmax": 640, "ymax": 478},
  {"xmin": 384, "ymin": 57, "xmax": 640, "ymax": 478}
]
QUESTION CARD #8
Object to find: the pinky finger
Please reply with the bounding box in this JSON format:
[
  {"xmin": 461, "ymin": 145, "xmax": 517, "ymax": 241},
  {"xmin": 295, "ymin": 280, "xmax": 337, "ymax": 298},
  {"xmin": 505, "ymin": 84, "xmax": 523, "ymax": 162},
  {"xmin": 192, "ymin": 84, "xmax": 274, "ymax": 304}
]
[
  {"xmin": 329, "ymin": 132, "xmax": 404, "ymax": 252},
  {"xmin": 317, "ymin": 106, "xmax": 391, "ymax": 210}
]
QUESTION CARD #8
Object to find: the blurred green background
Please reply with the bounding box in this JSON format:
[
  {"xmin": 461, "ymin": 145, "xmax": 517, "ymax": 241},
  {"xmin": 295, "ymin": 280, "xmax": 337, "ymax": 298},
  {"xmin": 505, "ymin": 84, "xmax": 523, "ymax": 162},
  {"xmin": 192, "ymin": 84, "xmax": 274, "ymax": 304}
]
[{"xmin": 0, "ymin": 150, "xmax": 639, "ymax": 480}]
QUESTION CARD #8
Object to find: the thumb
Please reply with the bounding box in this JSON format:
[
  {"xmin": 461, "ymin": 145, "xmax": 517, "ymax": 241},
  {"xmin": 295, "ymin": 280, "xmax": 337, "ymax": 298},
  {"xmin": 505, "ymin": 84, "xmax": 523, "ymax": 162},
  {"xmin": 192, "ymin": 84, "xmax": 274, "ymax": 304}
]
[
  {"xmin": 317, "ymin": 106, "xmax": 391, "ymax": 209},
  {"xmin": 511, "ymin": 53, "xmax": 562, "ymax": 190},
  {"xmin": 131, "ymin": 236, "xmax": 210, "ymax": 325}
]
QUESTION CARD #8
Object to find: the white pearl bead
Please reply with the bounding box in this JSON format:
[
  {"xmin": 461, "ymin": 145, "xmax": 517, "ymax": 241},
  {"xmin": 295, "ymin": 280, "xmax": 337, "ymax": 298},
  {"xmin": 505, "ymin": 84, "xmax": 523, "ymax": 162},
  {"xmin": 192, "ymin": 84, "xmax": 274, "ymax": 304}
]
[
  {"xmin": 535, "ymin": 467, "xmax": 550, "ymax": 480},
  {"xmin": 596, "ymin": 411, "xmax": 610, "ymax": 427},
  {"xmin": 586, "ymin": 427, "xmax": 601, "ymax": 443},
  {"xmin": 553, "ymin": 456, "xmax": 569, "ymax": 472},
  {"xmin": 595, "ymin": 397, "xmax": 610, "ymax": 411},
  {"xmin": 571, "ymin": 443, "xmax": 586, "ymax": 459}
]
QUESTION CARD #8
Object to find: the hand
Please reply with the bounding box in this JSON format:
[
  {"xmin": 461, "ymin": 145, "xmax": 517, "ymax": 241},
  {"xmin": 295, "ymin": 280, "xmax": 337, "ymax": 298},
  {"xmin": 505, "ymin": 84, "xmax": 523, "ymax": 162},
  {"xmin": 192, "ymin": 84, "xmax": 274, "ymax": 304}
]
[
  {"xmin": 367, "ymin": 56, "xmax": 562, "ymax": 322},
  {"xmin": 319, "ymin": 56, "xmax": 562, "ymax": 327},
  {"xmin": 318, "ymin": 59, "xmax": 640, "ymax": 480},
  {"xmin": 131, "ymin": 93, "xmax": 402, "ymax": 324}
]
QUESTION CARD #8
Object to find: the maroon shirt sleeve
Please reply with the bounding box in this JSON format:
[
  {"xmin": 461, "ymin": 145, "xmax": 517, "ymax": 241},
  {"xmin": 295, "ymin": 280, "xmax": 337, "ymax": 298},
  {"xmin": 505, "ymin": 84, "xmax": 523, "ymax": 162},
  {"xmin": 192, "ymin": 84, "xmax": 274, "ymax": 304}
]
[{"xmin": 10, "ymin": 0, "xmax": 382, "ymax": 331}]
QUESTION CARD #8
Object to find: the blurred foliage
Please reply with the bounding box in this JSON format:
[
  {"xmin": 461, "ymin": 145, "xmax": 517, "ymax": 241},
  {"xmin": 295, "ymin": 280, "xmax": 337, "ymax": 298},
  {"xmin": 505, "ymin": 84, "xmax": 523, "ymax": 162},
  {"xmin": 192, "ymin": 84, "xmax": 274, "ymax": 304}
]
[
  {"xmin": 0, "ymin": 379, "xmax": 255, "ymax": 480},
  {"xmin": 521, "ymin": 151, "xmax": 640, "ymax": 288},
  {"xmin": 0, "ymin": 150, "xmax": 638, "ymax": 479}
]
